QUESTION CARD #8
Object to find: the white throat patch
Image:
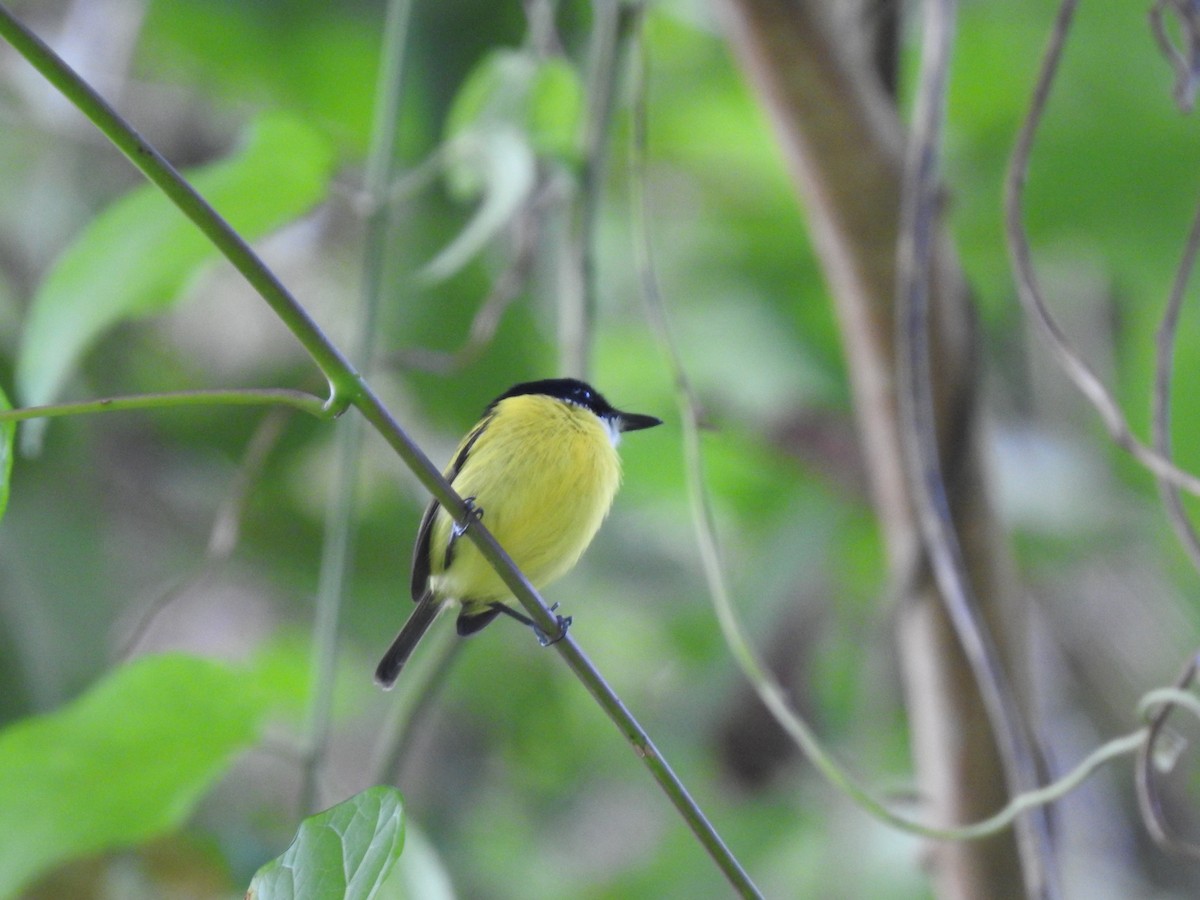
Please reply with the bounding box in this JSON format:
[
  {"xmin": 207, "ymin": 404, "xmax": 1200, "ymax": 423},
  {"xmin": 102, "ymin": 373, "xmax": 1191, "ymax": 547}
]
[{"xmin": 602, "ymin": 415, "xmax": 622, "ymax": 447}]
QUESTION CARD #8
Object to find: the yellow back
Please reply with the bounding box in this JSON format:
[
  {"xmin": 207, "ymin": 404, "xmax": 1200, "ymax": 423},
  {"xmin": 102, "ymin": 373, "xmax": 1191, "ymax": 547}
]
[{"xmin": 428, "ymin": 393, "xmax": 622, "ymax": 607}]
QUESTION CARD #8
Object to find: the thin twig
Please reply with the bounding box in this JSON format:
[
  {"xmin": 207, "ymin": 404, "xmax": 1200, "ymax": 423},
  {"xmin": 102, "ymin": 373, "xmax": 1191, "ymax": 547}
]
[
  {"xmin": 559, "ymin": 0, "xmax": 639, "ymax": 376},
  {"xmin": 391, "ymin": 187, "xmax": 541, "ymax": 374},
  {"xmin": 1136, "ymin": 653, "xmax": 1200, "ymax": 859},
  {"xmin": 0, "ymin": 388, "xmax": 329, "ymax": 423},
  {"xmin": 118, "ymin": 409, "xmax": 292, "ymax": 658},
  {"xmin": 896, "ymin": 0, "xmax": 1059, "ymax": 896},
  {"xmin": 1005, "ymin": 0, "xmax": 1200, "ymax": 498},
  {"xmin": 1152, "ymin": 196, "xmax": 1200, "ymax": 571},
  {"xmin": 0, "ymin": 8, "xmax": 358, "ymax": 411},
  {"xmin": 1150, "ymin": 0, "xmax": 1200, "ymax": 112}
]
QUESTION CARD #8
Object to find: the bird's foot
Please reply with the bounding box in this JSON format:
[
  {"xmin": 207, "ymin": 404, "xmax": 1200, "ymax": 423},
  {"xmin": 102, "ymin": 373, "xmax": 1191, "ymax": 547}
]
[
  {"xmin": 451, "ymin": 497, "xmax": 483, "ymax": 542},
  {"xmin": 534, "ymin": 604, "xmax": 572, "ymax": 647}
]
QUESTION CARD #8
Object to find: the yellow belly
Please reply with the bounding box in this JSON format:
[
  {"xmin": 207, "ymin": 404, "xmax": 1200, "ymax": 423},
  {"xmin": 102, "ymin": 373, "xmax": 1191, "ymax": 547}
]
[{"xmin": 428, "ymin": 394, "xmax": 621, "ymax": 610}]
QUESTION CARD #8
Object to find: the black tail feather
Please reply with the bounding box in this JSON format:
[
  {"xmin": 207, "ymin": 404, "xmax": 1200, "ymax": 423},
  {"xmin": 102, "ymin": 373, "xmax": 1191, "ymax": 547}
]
[{"xmin": 374, "ymin": 593, "xmax": 442, "ymax": 689}]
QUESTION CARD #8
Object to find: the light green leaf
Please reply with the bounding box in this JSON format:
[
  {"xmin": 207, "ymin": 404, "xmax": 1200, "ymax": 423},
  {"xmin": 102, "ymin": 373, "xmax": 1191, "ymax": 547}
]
[
  {"xmin": 0, "ymin": 654, "xmax": 275, "ymax": 898},
  {"xmin": 444, "ymin": 48, "xmax": 582, "ymax": 180},
  {"xmin": 527, "ymin": 57, "xmax": 583, "ymax": 162},
  {"xmin": 444, "ymin": 49, "xmax": 537, "ymax": 146},
  {"xmin": 15, "ymin": 111, "xmax": 335, "ymax": 425},
  {"xmin": 423, "ymin": 49, "xmax": 580, "ymax": 284},
  {"xmin": 420, "ymin": 126, "xmax": 536, "ymax": 284},
  {"xmin": 247, "ymin": 786, "xmax": 405, "ymax": 900}
]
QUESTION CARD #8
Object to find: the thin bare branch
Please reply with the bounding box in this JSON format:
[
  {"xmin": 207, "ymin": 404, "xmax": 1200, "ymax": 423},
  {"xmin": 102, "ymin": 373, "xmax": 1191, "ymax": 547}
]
[
  {"xmin": 1006, "ymin": 0, "xmax": 1200, "ymax": 498},
  {"xmin": 1136, "ymin": 653, "xmax": 1200, "ymax": 859},
  {"xmin": 1151, "ymin": 0, "xmax": 1200, "ymax": 112},
  {"xmin": 391, "ymin": 188, "xmax": 542, "ymax": 374},
  {"xmin": 1153, "ymin": 196, "xmax": 1200, "ymax": 571},
  {"xmin": 559, "ymin": 0, "xmax": 639, "ymax": 377},
  {"xmin": 896, "ymin": 0, "xmax": 1058, "ymax": 895},
  {"xmin": 117, "ymin": 409, "xmax": 292, "ymax": 659}
]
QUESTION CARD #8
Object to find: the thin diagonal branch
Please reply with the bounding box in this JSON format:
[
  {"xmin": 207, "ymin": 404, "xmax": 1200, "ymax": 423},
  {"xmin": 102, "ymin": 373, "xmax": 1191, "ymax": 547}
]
[
  {"xmin": 0, "ymin": 388, "xmax": 329, "ymax": 423},
  {"xmin": 0, "ymin": 8, "xmax": 358, "ymax": 409}
]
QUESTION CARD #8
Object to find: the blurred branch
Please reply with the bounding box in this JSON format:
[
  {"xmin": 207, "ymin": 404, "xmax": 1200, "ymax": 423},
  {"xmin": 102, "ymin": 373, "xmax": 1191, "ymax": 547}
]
[
  {"xmin": 0, "ymin": 8, "xmax": 359, "ymax": 413},
  {"xmin": 1153, "ymin": 195, "xmax": 1200, "ymax": 571},
  {"xmin": 117, "ymin": 409, "xmax": 292, "ymax": 659},
  {"xmin": 558, "ymin": 0, "xmax": 639, "ymax": 377},
  {"xmin": 896, "ymin": 0, "xmax": 1057, "ymax": 896},
  {"xmin": 299, "ymin": 0, "xmax": 414, "ymax": 814},
  {"xmin": 1137, "ymin": 654, "xmax": 1200, "ymax": 859},
  {"xmin": 390, "ymin": 186, "xmax": 541, "ymax": 374},
  {"xmin": 0, "ymin": 5, "xmax": 759, "ymax": 892},
  {"xmin": 719, "ymin": 0, "xmax": 1032, "ymax": 894},
  {"xmin": 631, "ymin": 16, "xmax": 1118, "ymax": 850},
  {"xmin": 1005, "ymin": 0, "xmax": 1200, "ymax": 499},
  {"xmin": 370, "ymin": 630, "xmax": 461, "ymax": 785},
  {"xmin": 1151, "ymin": 0, "xmax": 1200, "ymax": 112}
]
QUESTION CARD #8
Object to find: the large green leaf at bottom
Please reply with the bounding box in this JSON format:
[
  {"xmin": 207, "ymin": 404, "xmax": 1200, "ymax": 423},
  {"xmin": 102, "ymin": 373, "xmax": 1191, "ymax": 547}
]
[
  {"xmin": 0, "ymin": 654, "xmax": 275, "ymax": 898},
  {"xmin": 247, "ymin": 786, "xmax": 405, "ymax": 900},
  {"xmin": 15, "ymin": 111, "xmax": 335, "ymax": 416}
]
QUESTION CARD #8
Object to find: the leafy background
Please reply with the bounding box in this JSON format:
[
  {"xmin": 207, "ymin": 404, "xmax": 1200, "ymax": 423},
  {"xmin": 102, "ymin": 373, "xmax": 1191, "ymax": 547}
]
[{"xmin": 1, "ymin": 0, "xmax": 1199, "ymax": 897}]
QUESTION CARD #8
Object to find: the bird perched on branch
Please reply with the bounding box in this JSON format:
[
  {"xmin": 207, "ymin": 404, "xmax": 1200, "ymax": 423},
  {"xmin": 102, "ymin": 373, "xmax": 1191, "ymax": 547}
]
[{"xmin": 375, "ymin": 378, "xmax": 661, "ymax": 688}]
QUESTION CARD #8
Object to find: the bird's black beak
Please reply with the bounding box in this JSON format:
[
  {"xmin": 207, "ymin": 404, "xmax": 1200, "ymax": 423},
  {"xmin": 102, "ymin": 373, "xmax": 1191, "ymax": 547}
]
[{"xmin": 615, "ymin": 410, "xmax": 663, "ymax": 433}]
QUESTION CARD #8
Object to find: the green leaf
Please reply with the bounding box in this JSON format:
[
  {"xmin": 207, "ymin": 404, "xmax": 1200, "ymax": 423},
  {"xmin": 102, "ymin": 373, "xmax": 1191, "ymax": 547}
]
[
  {"xmin": 423, "ymin": 49, "xmax": 581, "ymax": 284},
  {"xmin": 0, "ymin": 654, "xmax": 275, "ymax": 898},
  {"xmin": 246, "ymin": 786, "xmax": 405, "ymax": 900},
  {"xmin": 527, "ymin": 57, "xmax": 583, "ymax": 162},
  {"xmin": 420, "ymin": 126, "xmax": 536, "ymax": 284},
  {"xmin": 0, "ymin": 383, "xmax": 12, "ymax": 523},
  {"xmin": 15, "ymin": 111, "xmax": 335, "ymax": 427},
  {"xmin": 445, "ymin": 49, "xmax": 581, "ymax": 171},
  {"xmin": 444, "ymin": 49, "xmax": 536, "ymax": 145}
]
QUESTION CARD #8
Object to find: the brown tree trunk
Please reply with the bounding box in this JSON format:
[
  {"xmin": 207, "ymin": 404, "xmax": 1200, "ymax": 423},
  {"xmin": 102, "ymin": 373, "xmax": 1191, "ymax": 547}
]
[{"xmin": 718, "ymin": 0, "xmax": 1030, "ymax": 896}]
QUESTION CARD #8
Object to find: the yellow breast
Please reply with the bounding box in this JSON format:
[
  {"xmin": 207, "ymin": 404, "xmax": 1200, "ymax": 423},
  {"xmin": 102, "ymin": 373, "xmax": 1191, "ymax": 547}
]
[{"xmin": 428, "ymin": 394, "xmax": 622, "ymax": 607}]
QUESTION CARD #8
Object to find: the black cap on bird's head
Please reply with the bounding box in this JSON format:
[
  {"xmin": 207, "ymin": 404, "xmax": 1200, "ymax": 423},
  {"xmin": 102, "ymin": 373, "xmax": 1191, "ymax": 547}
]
[{"xmin": 491, "ymin": 378, "xmax": 662, "ymax": 433}]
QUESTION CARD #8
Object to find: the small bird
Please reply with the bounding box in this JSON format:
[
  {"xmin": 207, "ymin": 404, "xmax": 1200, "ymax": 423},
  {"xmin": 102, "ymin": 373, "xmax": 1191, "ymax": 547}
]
[{"xmin": 375, "ymin": 378, "xmax": 662, "ymax": 688}]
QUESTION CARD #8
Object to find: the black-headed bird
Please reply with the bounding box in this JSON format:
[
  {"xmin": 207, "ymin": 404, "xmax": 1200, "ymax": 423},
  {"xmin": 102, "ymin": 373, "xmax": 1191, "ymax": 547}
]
[{"xmin": 375, "ymin": 378, "xmax": 661, "ymax": 688}]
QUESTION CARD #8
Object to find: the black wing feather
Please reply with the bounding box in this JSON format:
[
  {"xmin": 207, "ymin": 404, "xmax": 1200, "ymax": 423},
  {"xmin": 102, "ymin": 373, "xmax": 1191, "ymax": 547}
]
[{"xmin": 409, "ymin": 413, "xmax": 494, "ymax": 601}]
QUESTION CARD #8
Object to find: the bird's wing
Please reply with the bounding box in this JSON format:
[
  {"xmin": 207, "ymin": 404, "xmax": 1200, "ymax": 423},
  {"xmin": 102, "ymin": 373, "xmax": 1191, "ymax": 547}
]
[{"xmin": 410, "ymin": 412, "xmax": 494, "ymax": 601}]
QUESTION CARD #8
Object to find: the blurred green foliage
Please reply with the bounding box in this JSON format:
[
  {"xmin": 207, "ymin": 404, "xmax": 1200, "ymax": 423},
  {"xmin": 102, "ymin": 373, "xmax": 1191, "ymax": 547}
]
[
  {"xmin": 0, "ymin": 0, "xmax": 1198, "ymax": 897},
  {"xmin": 0, "ymin": 654, "xmax": 297, "ymax": 897},
  {"xmin": 16, "ymin": 112, "xmax": 335, "ymax": 420}
]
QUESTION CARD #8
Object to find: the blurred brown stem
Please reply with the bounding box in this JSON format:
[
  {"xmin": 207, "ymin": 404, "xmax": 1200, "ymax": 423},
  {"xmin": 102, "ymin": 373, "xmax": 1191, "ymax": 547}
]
[{"xmin": 720, "ymin": 0, "xmax": 1038, "ymax": 896}]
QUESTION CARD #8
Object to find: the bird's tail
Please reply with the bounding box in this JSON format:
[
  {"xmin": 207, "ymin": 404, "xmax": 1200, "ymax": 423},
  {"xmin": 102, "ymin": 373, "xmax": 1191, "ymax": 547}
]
[{"xmin": 374, "ymin": 592, "xmax": 442, "ymax": 689}]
